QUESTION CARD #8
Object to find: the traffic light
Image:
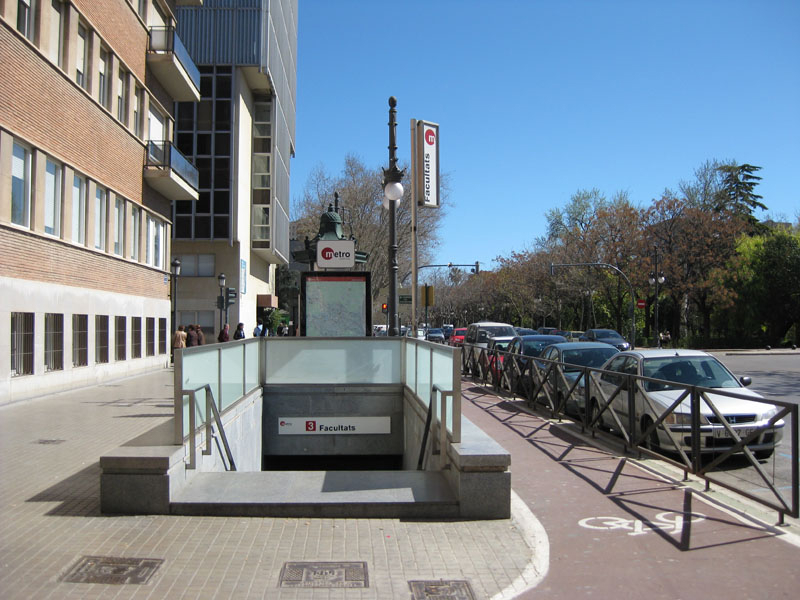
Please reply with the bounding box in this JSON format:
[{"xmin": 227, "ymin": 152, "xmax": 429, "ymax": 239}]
[
  {"xmin": 226, "ymin": 287, "xmax": 237, "ymax": 307},
  {"xmin": 381, "ymin": 302, "xmax": 388, "ymax": 314},
  {"xmin": 473, "ymin": 261, "xmax": 480, "ymax": 274}
]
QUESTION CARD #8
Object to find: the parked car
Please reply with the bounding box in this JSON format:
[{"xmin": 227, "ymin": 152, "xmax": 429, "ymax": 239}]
[
  {"xmin": 425, "ymin": 328, "xmax": 445, "ymax": 343},
  {"xmin": 537, "ymin": 327, "xmax": 559, "ymax": 335},
  {"xmin": 450, "ymin": 328, "xmax": 467, "ymax": 347},
  {"xmin": 579, "ymin": 328, "xmax": 630, "ymax": 351},
  {"xmin": 442, "ymin": 325, "xmax": 454, "ymax": 341},
  {"xmin": 465, "ymin": 321, "xmax": 517, "ymax": 349},
  {"xmin": 537, "ymin": 342, "xmax": 620, "ymax": 413},
  {"xmin": 591, "ymin": 349, "xmax": 784, "ymax": 458},
  {"xmin": 568, "ymin": 331, "xmax": 584, "ymax": 342},
  {"xmin": 514, "ymin": 327, "xmax": 537, "ymax": 336},
  {"xmin": 505, "ymin": 334, "xmax": 567, "ymax": 391}
]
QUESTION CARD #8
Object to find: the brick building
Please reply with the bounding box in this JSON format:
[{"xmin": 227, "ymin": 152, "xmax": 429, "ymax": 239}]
[{"xmin": 0, "ymin": 0, "xmax": 202, "ymax": 403}]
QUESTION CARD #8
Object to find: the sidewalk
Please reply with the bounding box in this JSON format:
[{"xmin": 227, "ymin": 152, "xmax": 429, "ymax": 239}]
[{"xmin": 1, "ymin": 368, "xmax": 798, "ymax": 599}]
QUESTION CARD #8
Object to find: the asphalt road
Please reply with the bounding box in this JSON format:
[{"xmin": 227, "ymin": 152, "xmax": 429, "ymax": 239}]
[{"xmin": 709, "ymin": 351, "xmax": 799, "ymax": 511}]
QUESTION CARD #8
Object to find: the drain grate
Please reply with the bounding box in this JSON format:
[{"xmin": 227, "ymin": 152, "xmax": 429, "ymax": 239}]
[
  {"xmin": 60, "ymin": 556, "xmax": 163, "ymax": 585},
  {"xmin": 34, "ymin": 439, "xmax": 66, "ymax": 445},
  {"xmin": 278, "ymin": 561, "xmax": 368, "ymax": 588},
  {"xmin": 409, "ymin": 580, "xmax": 477, "ymax": 600}
]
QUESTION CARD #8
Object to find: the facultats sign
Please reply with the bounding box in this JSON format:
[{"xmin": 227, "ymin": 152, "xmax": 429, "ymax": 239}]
[{"xmin": 278, "ymin": 417, "xmax": 391, "ymax": 435}]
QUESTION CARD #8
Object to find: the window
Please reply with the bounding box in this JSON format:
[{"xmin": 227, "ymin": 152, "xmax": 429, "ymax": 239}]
[
  {"xmin": 131, "ymin": 206, "xmax": 141, "ymax": 260},
  {"xmin": 117, "ymin": 69, "xmax": 128, "ymax": 124},
  {"xmin": 11, "ymin": 312, "xmax": 34, "ymax": 376},
  {"xmin": 94, "ymin": 186, "xmax": 107, "ymax": 251},
  {"xmin": 71, "ymin": 174, "xmax": 86, "ymax": 244},
  {"xmin": 98, "ymin": 48, "xmax": 110, "ymax": 108},
  {"xmin": 115, "ymin": 316, "xmax": 126, "ymax": 361},
  {"xmin": 11, "ymin": 142, "xmax": 31, "ymax": 227},
  {"xmin": 114, "ymin": 197, "xmax": 125, "ymax": 255},
  {"xmin": 95, "ymin": 315, "xmax": 109, "ymax": 363},
  {"xmin": 17, "ymin": 0, "xmax": 36, "ymax": 41},
  {"xmin": 47, "ymin": 0, "xmax": 65, "ymax": 67},
  {"xmin": 133, "ymin": 86, "xmax": 143, "ymax": 137},
  {"xmin": 175, "ymin": 254, "xmax": 216, "ymax": 277},
  {"xmin": 76, "ymin": 24, "xmax": 88, "ymax": 89},
  {"xmin": 44, "ymin": 158, "xmax": 62, "ymax": 236},
  {"xmin": 72, "ymin": 314, "xmax": 88, "ymax": 367},
  {"xmin": 146, "ymin": 215, "xmax": 164, "ymax": 268},
  {"xmin": 159, "ymin": 318, "xmax": 167, "ymax": 354},
  {"xmin": 132, "ymin": 317, "xmax": 142, "ymax": 358},
  {"xmin": 146, "ymin": 317, "xmax": 155, "ymax": 356},
  {"xmin": 45, "ymin": 313, "xmax": 64, "ymax": 372}
]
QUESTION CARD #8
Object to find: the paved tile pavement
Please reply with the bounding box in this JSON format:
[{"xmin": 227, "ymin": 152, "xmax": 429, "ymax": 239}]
[{"xmin": 0, "ymin": 370, "xmax": 543, "ymax": 600}]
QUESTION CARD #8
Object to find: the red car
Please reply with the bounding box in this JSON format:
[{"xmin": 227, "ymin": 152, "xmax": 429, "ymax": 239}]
[{"xmin": 450, "ymin": 328, "xmax": 467, "ymax": 347}]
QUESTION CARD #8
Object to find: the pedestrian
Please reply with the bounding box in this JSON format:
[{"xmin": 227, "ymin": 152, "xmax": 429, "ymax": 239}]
[
  {"xmin": 217, "ymin": 323, "xmax": 230, "ymax": 343},
  {"xmin": 660, "ymin": 330, "xmax": 671, "ymax": 348},
  {"xmin": 195, "ymin": 325, "xmax": 206, "ymax": 345},
  {"xmin": 253, "ymin": 318, "xmax": 263, "ymax": 337},
  {"xmin": 233, "ymin": 322, "xmax": 246, "ymax": 340},
  {"xmin": 186, "ymin": 324, "xmax": 199, "ymax": 347},
  {"xmin": 172, "ymin": 325, "xmax": 187, "ymax": 350}
]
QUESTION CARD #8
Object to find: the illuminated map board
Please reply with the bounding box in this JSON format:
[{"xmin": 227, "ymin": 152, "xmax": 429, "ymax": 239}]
[{"xmin": 300, "ymin": 272, "xmax": 372, "ymax": 337}]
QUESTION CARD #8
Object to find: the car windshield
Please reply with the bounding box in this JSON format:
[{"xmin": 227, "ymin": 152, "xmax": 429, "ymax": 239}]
[
  {"xmin": 562, "ymin": 347, "xmax": 619, "ymax": 370},
  {"xmin": 595, "ymin": 330, "xmax": 623, "ymax": 339},
  {"xmin": 643, "ymin": 356, "xmax": 740, "ymax": 390},
  {"xmin": 484, "ymin": 325, "xmax": 516, "ymax": 337},
  {"xmin": 522, "ymin": 340, "xmax": 550, "ymax": 356},
  {"xmin": 428, "ymin": 329, "xmax": 442, "ymax": 335},
  {"xmin": 453, "ymin": 329, "xmax": 466, "ymax": 335}
]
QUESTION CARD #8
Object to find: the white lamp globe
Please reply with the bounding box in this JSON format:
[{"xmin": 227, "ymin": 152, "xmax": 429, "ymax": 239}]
[{"xmin": 384, "ymin": 181, "xmax": 404, "ymax": 202}]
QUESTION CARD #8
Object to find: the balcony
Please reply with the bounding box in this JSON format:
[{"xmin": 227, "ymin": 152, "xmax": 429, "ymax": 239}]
[
  {"xmin": 147, "ymin": 27, "xmax": 201, "ymax": 102},
  {"xmin": 144, "ymin": 141, "xmax": 199, "ymax": 201}
]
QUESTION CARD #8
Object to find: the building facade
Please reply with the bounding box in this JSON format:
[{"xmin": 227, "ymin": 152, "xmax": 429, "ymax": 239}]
[
  {"xmin": 0, "ymin": 0, "xmax": 202, "ymax": 403},
  {"xmin": 173, "ymin": 0, "xmax": 296, "ymax": 336}
]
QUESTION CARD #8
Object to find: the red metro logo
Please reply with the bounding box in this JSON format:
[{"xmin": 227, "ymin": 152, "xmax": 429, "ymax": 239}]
[
  {"xmin": 424, "ymin": 128, "xmax": 436, "ymax": 145},
  {"xmin": 321, "ymin": 247, "xmax": 334, "ymax": 260}
]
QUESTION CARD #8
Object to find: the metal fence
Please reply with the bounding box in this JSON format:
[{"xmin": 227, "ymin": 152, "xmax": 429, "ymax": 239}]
[{"xmin": 462, "ymin": 342, "xmax": 799, "ymax": 522}]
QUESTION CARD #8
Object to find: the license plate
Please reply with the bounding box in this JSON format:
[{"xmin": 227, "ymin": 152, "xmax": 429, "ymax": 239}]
[{"xmin": 713, "ymin": 426, "xmax": 757, "ymax": 439}]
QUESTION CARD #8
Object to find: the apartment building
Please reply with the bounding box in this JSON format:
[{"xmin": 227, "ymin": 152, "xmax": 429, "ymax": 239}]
[
  {"xmin": 173, "ymin": 0, "xmax": 297, "ymax": 335},
  {"xmin": 0, "ymin": 0, "xmax": 202, "ymax": 403}
]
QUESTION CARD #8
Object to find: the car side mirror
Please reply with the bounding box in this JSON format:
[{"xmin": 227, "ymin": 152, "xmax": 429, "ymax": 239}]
[{"xmin": 740, "ymin": 376, "xmax": 752, "ymax": 387}]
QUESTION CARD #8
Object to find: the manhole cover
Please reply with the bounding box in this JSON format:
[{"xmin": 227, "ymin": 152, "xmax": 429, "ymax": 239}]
[
  {"xmin": 60, "ymin": 556, "xmax": 163, "ymax": 585},
  {"xmin": 279, "ymin": 561, "xmax": 368, "ymax": 588},
  {"xmin": 409, "ymin": 580, "xmax": 476, "ymax": 599},
  {"xmin": 35, "ymin": 439, "xmax": 66, "ymax": 445}
]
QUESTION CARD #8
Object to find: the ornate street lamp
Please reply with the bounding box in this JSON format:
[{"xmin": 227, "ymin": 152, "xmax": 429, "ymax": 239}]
[
  {"xmin": 382, "ymin": 96, "xmax": 405, "ymax": 336},
  {"xmin": 649, "ymin": 246, "xmax": 666, "ymax": 347},
  {"xmin": 170, "ymin": 258, "xmax": 181, "ymax": 355}
]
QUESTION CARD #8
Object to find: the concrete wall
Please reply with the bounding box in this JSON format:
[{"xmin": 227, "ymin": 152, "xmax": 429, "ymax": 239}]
[{"xmin": 261, "ymin": 384, "xmax": 404, "ymax": 456}]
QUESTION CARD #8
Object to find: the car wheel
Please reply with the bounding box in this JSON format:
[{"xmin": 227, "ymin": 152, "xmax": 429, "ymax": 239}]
[
  {"xmin": 641, "ymin": 416, "xmax": 660, "ymax": 452},
  {"xmin": 754, "ymin": 449, "xmax": 774, "ymax": 460}
]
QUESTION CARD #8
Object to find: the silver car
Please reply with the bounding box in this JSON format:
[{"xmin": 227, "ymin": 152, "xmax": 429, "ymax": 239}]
[{"xmin": 591, "ymin": 349, "xmax": 784, "ymax": 459}]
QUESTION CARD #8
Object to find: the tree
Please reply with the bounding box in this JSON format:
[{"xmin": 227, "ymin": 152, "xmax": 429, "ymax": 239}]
[
  {"xmin": 293, "ymin": 155, "xmax": 447, "ymax": 301},
  {"xmin": 714, "ymin": 163, "xmax": 767, "ymax": 219}
]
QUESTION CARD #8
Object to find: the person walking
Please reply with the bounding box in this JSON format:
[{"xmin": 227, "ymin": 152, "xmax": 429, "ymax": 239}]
[
  {"xmin": 233, "ymin": 322, "xmax": 246, "ymax": 340},
  {"xmin": 195, "ymin": 325, "xmax": 206, "ymax": 345},
  {"xmin": 217, "ymin": 323, "xmax": 230, "ymax": 343},
  {"xmin": 186, "ymin": 324, "xmax": 199, "ymax": 347},
  {"xmin": 253, "ymin": 319, "xmax": 263, "ymax": 337},
  {"xmin": 172, "ymin": 325, "xmax": 187, "ymax": 350}
]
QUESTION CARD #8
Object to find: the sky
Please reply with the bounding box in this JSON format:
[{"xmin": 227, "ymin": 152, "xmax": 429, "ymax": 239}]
[{"xmin": 290, "ymin": 0, "xmax": 800, "ymax": 271}]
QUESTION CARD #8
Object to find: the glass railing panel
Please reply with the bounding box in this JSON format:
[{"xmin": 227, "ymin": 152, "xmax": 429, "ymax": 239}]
[
  {"xmin": 265, "ymin": 338, "xmax": 402, "ymax": 384},
  {"xmin": 220, "ymin": 344, "xmax": 244, "ymax": 410},
  {"xmin": 415, "ymin": 343, "xmax": 432, "ymax": 408},
  {"xmin": 432, "ymin": 346, "xmax": 455, "ymax": 433},
  {"xmin": 171, "ymin": 30, "xmax": 201, "ymax": 90},
  {"xmin": 245, "ymin": 339, "xmax": 260, "ymax": 393},
  {"xmin": 405, "ymin": 341, "xmax": 419, "ymax": 402},
  {"xmin": 181, "ymin": 348, "xmax": 218, "ymax": 434},
  {"xmin": 168, "ymin": 143, "xmax": 199, "ymax": 188}
]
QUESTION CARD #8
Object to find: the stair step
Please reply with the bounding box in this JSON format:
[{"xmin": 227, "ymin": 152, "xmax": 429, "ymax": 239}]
[{"xmin": 171, "ymin": 470, "xmax": 459, "ymax": 518}]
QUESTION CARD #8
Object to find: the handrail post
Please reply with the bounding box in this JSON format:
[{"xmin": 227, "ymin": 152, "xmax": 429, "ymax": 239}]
[{"xmin": 186, "ymin": 390, "xmax": 196, "ymax": 469}]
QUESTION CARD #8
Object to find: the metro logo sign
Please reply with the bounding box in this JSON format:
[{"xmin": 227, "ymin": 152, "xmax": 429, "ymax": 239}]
[{"xmin": 316, "ymin": 240, "xmax": 355, "ymax": 268}]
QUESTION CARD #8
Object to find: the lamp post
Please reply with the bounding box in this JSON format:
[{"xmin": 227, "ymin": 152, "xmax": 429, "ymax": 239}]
[
  {"xmin": 218, "ymin": 272, "xmax": 226, "ymax": 330},
  {"xmin": 171, "ymin": 258, "xmax": 181, "ymax": 333},
  {"xmin": 382, "ymin": 96, "xmax": 405, "ymax": 337},
  {"xmin": 649, "ymin": 246, "xmax": 666, "ymax": 347}
]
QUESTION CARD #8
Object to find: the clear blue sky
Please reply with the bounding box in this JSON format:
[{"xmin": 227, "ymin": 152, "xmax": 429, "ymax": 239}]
[{"xmin": 291, "ymin": 0, "xmax": 800, "ymax": 270}]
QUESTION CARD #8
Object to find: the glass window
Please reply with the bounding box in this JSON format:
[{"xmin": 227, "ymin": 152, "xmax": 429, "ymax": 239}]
[
  {"xmin": 71, "ymin": 174, "xmax": 86, "ymax": 244},
  {"xmin": 76, "ymin": 24, "xmax": 88, "ymax": 89},
  {"xmin": 132, "ymin": 86, "xmax": 143, "ymax": 137},
  {"xmin": 47, "ymin": 0, "xmax": 64, "ymax": 67},
  {"xmin": 175, "ymin": 254, "xmax": 215, "ymax": 277},
  {"xmin": 98, "ymin": 48, "xmax": 109, "ymax": 108},
  {"xmin": 132, "ymin": 317, "xmax": 142, "ymax": 358},
  {"xmin": 11, "ymin": 142, "xmax": 31, "ymax": 227},
  {"xmin": 44, "ymin": 158, "xmax": 62, "ymax": 236},
  {"xmin": 159, "ymin": 318, "xmax": 167, "ymax": 355},
  {"xmin": 131, "ymin": 205, "xmax": 140, "ymax": 260},
  {"xmin": 11, "ymin": 312, "xmax": 34, "ymax": 376},
  {"xmin": 17, "ymin": 0, "xmax": 36, "ymax": 41},
  {"xmin": 94, "ymin": 186, "xmax": 107, "ymax": 250},
  {"xmin": 117, "ymin": 69, "xmax": 128, "ymax": 124},
  {"xmin": 95, "ymin": 315, "xmax": 109, "ymax": 363},
  {"xmin": 146, "ymin": 317, "xmax": 155, "ymax": 356},
  {"xmin": 72, "ymin": 314, "xmax": 88, "ymax": 367},
  {"xmin": 115, "ymin": 316, "xmax": 126, "ymax": 361},
  {"xmin": 45, "ymin": 313, "xmax": 64, "ymax": 372},
  {"xmin": 114, "ymin": 197, "xmax": 125, "ymax": 255}
]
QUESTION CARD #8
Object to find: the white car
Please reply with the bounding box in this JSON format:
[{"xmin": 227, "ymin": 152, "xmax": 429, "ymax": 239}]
[{"xmin": 591, "ymin": 349, "xmax": 784, "ymax": 459}]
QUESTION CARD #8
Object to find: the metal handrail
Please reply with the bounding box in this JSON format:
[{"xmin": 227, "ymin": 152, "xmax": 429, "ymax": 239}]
[{"xmin": 181, "ymin": 384, "xmax": 236, "ymax": 472}]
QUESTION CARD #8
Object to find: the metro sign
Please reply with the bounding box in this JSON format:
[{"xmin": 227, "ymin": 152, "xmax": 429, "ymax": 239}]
[{"xmin": 316, "ymin": 239, "xmax": 355, "ymax": 268}]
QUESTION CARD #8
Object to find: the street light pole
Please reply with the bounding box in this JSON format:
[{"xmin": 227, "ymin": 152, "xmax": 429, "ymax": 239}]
[
  {"xmin": 171, "ymin": 258, "xmax": 181, "ymax": 333},
  {"xmin": 218, "ymin": 272, "xmax": 226, "ymax": 331},
  {"xmin": 382, "ymin": 96, "xmax": 405, "ymax": 337},
  {"xmin": 649, "ymin": 246, "xmax": 666, "ymax": 347}
]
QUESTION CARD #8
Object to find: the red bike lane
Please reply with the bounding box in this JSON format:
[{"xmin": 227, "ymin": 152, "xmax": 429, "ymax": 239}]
[{"xmin": 460, "ymin": 382, "xmax": 800, "ymax": 599}]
